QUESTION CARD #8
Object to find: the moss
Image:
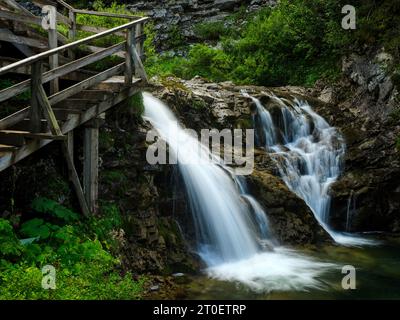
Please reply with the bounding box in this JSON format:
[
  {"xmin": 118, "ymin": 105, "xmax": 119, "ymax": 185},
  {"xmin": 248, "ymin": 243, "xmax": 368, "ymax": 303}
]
[{"xmin": 160, "ymin": 77, "xmax": 190, "ymax": 92}]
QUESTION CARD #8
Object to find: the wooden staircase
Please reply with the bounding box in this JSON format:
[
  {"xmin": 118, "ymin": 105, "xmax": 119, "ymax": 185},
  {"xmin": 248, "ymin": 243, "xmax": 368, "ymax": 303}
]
[{"xmin": 0, "ymin": 0, "xmax": 150, "ymax": 215}]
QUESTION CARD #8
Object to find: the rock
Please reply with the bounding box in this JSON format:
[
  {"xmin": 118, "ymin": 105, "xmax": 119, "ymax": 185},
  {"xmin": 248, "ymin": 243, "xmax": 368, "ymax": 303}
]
[
  {"xmin": 150, "ymin": 285, "xmax": 160, "ymax": 291},
  {"xmin": 125, "ymin": 0, "xmax": 275, "ymax": 51}
]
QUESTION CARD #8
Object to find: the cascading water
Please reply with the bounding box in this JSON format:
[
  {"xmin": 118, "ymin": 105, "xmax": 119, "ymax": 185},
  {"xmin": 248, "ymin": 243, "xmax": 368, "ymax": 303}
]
[
  {"xmin": 143, "ymin": 92, "xmax": 335, "ymax": 292},
  {"xmin": 247, "ymin": 92, "xmax": 375, "ymax": 246}
]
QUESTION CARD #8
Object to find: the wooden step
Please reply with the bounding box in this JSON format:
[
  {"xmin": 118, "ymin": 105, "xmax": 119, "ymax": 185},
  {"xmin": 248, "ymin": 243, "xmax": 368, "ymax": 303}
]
[
  {"xmin": 0, "ymin": 130, "xmax": 66, "ymax": 140},
  {"xmin": 72, "ymin": 90, "xmax": 112, "ymax": 101},
  {"xmin": 93, "ymin": 76, "xmax": 142, "ymax": 92},
  {"xmin": 54, "ymin": 99, "xmax": 98, "ymax": 110},
  {"xmin": 0, "ymin": 144, "xmax": 18, "ymax": 152}
]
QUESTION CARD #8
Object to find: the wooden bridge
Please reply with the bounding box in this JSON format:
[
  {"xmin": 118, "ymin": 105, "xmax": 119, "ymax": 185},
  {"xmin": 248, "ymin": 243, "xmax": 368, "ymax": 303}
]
[{"xmin": 0, "ymin": 0, "xmax": 149, "ymax": 215}]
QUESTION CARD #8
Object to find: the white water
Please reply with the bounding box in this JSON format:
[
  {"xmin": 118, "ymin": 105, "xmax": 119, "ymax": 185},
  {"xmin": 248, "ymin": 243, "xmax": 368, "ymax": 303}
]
[
  {"xmin": 249, "ymin": 93, "xmax": 375, "ymax": 246},
  {"xmin": 143, "ymin": 92, "xmax": 335, "ymax": 292}
]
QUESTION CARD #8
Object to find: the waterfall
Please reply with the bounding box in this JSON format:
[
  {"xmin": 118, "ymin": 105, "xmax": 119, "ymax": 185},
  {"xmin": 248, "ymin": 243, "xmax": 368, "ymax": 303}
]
[
  {"xmin": 248, "ymin": 93, "xmax": 375, "ymax": 246},
  {"xmin": 143, "ymin": 92, "xmax": 334, "ymax": 292}
]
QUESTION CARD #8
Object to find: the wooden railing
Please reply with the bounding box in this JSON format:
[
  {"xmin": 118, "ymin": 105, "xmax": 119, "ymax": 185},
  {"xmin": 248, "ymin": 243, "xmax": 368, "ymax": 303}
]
[
  {"xmin": 0, "ymin": 15, "xmax": 149, "ymax": 122},
  {"xmin": 0, "ymin": 1, "xmax": 149, "ymax": 215}
]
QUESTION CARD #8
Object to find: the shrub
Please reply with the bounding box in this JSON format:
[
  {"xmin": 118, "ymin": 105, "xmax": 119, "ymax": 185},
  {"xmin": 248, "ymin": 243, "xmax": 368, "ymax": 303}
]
[{"xmin": 0, "ymin": 199, "xmax": 144, "ymax": 300}]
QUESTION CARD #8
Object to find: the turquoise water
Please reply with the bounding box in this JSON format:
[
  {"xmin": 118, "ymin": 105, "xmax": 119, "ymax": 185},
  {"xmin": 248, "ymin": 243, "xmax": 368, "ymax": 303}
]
[{"xmin": 184, "ymin": 236, "xmax": 400, "ymax": 300}]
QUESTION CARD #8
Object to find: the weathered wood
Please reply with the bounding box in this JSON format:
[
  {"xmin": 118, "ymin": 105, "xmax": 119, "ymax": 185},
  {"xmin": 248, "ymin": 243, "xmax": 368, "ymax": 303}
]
[
  {"xmin": 95, "ymin": 76, "xmax": 141, "ymax": 91},
  {"xmin": 0, "ymin": 28, "xmax": 48, "ymax": 50},
  {"xmin": 52, "ymin": 108, "xmax": 84, "ymax": 115},
  {"xmin": 0, "ymin": 43, "xmax": 124, "ymax": 103},
  {"xmin": 46, "ymin": 6, "xmax": 59, "ymax": 94},
  {"xmin": 54, "ymin": 99, "xmax": 97, "ymax": 109},
  {"xmin": 36, "ymin": 80, "xmax": 90, "ymax": 216},
  {"xmin": 61, "ymin": 141, "xmax": 90, "ymax": 216},
  {"xmin": 67, "ymin": 130, "xmax": 73, "ymax": 159},
  {"xmin": 68, "ymin": 9, "xmax": 76, "ymax": 59},
  {"xmin": 125, "ymin": 27, "xmax": 134, "ymax": 85},
  {"xmin": 30, "ymin": 61, "xmax": 42, "ymax": 133},
  {"xmin": 0, "ymin": 85, "xmax": 144, "ymax": 171},
  {"xmin": 0, "ymin": 17, "xmax": 149, "ymax": 75},
  {"xmin": 1, "ymin": 28, "xmax": 35, "ymax": 57},
  {"xmin": 0, "ymin": 10, "xmax": 42, "ymax": 26},
  {"xmin": 86, "ymin": 45, "xmax": 125, "ymax": 59},
  {"xmin": 72, "ymin": 90, "xmax": 110, "ymax": 101},
  {"xmin": 135, "ymin": 22, "xmax": 144, "ymax": 63},
  {"xmin": 83, "ymin": 123, "xmax": 99, "ymax": 214},
  {"xmin": 0, "ymin": 144, "xmax": 18, "ymax": 151},
  {"xmin": 36, "ymin": 84, "xmax": 62, "ymax": 136},
  {"xmin": 132, "ymin": 45, "xmax": 148, "ymax": 82},
  {"xmin": 48, "ymin": 63, "xmax": 125, "ymax": 105},
  {"xmin": 0, "ymin": 130, "xmax": 66, "ymax": 140},
  {"xmin": 0, "ymin": 107, "xmax": 30, "ymax": 130}
]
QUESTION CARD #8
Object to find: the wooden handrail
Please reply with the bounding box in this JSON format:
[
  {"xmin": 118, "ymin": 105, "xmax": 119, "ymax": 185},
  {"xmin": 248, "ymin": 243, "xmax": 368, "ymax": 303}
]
[
  {"xmin": 0, "ymin": 42, "xmax": 126, "ymax": 103},
  {"xmin": 56, "ymin": 0, "xmax": 74, "ymax": 11},
  {"xmin": 0, "ymin": 16, "xmax": 149, "ymax": 75}
]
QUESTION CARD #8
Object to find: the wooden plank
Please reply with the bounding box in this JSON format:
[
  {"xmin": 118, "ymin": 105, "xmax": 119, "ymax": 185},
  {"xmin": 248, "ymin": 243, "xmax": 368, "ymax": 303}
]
[
  {"xmin": 54, "ymin": 99, "xmax": 97, "ymax": 109},
  {"xmin": 30, "ymin": 61, "xmax": 42, "ymax": 133},
  {"xmin": 46, "ymin": 6, "xmax": 59, "ymax": 94},
  {"xmin": 86, "ymin": 45, "xmax": 125, "ymax": 58},
  {"xmin": 37, "ymin": 84, "xmax": 62, "ymax": 136},
  {"xmin": 0, "ymin": 144, "xmax": 18, "ymax": 151},
  {"xmin": 94, "ymin": 76, "xmax": 141, "ymax": 91},
  {"xmin": 0, "ymin": 28, "xmax": 48, "ymax": 49},
  {"xmin": 0, "ymin": 10, "xmax": 42, "ymax": 26},
  {"xmin": 83, "ymin": 124, "xmax": 99, "ymax": 214},
  {"xmin": 0, "ymin": 107, "xmax": 30, "ymax": 130},
  {"xmin": 0, "ymin": 84, "xmax": 145, "ymax": 171},
  {"xmin": 67, "ymin": 130, "xmax": 73, "ymax": 159},
  {"xmin": 60, "ymin": 139, "xmax": 90, "ymax": 216},
  {"xmin": 0, "ymin": 42, "xmax": 125, "ymax": 103},
  {"xmin": 72, "ymin": 90, "xmax": 111, "ymax": 101},
  {"xmin": 132, "ymin": 47, "xmax": 148, "ymax": 82},
  {"xmin": 0, "ymin": 17, "xmax": 149, "ymax": 75},
  {"xmin": 125, "ymin": 27, "xmax": 133, "ymax": 85},
  {"xmin": 52, "ymin": 108, "xmax": 84, "ymax": 114},
  {"xmin": 68, "ymin": 9, "xmax": 76, "ymax": 59},
  {"xmin": 48, "ymin": 62, "xmax": 125, "ymax": 105},
  {"xmin": 0, "ymin": 130, "xmax": 66, "ymax": 140},
  {"xmin": 35, "ymin": 80, "xmax": 90, "ymax": 216}
]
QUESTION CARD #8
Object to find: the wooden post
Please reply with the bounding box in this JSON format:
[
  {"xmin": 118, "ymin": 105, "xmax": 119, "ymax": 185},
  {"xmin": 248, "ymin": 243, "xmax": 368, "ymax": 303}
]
[
  {"xmin": 47, "ymin": 6, "xmax": 59, "ymax": 94},
  {"xmin": 83, "ymin": 119, "xmax": 99, "ymax": 214},
  {"xmin": 135, "ymin": 22, "xmax": 144, "ymax": 62},
  {"xmin": 68, "ymin": 9, "xmax": 76, "ymax": 59},
  {"xmin": 125, "ymin": 26, "xmax": 134, "ymax": 85},
  {"xmin": 29, "ymin": 60, "xmax": 42, "ymax": 133},
  {"xmin": 35, "ymin": 82, "xmax": 90, "ymax": 217},
  {"xmin": 67, "ymin": 131, "xmax": 74, "ymax": 159}
]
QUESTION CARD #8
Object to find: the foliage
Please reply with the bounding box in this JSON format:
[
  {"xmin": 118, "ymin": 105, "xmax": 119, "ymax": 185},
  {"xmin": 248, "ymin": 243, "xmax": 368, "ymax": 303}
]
[
  {"xmin": 149, "ymin": 0, "xmax": 399, "ymax": 87},
  {"xmin": 194, "ymin": 21, "xmax": 229, "ymax": 41},
  {"xmin": 0, "ymin": 198, "xmax": 144, "ymax": 300}
]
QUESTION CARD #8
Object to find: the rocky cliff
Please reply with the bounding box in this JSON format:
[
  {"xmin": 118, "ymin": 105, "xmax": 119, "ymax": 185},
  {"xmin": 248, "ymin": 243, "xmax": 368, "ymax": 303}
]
[{"xmin": 125, "ymin": 0, "xmax": 275, "ymax": 50}]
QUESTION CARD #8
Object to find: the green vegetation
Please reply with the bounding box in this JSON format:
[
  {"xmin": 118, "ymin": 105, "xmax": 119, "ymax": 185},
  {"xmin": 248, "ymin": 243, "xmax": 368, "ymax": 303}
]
[
  {"xmin": 146, "ymin": 0, "xmax": 400, "ymax": 87},
  {"xmin": 0, "ymin": 198, "xmax": 145, "ymax": 300}
]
